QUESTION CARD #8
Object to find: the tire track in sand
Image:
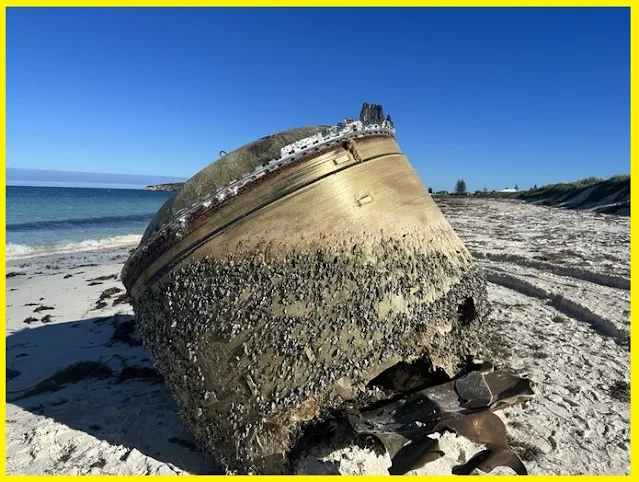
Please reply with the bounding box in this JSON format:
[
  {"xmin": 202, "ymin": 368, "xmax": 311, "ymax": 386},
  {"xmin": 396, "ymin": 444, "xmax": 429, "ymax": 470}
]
[
  {"xmin": 472, "ymin": 251, "xmax": 629, "ymax": 291},
  {"xmin": 484, "ymin": 269, "xmax": 629, "ymax": 346}
]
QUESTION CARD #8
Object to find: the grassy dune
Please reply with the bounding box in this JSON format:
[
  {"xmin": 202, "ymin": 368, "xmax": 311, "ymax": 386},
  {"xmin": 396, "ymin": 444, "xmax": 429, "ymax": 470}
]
[{"xmin": 503, "ymin": 175, "xmax": 629, "ymax": 215}]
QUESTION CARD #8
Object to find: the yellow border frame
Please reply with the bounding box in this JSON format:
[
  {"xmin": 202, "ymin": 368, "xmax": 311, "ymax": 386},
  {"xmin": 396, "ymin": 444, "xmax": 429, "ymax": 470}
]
[
  {"xmin": 0, "ymin": 1, "xmax": 634, "ymax": 6},
  {"xmin": 0, "ymin": 1, "xmax": 633, "ymax": 479}
]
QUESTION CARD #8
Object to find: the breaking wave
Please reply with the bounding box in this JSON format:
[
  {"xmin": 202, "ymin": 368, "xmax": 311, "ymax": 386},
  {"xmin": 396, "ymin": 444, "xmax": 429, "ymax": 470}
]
[{"xmin": 6, "ymin": 234, "xmax": 142, "ymax": 260}]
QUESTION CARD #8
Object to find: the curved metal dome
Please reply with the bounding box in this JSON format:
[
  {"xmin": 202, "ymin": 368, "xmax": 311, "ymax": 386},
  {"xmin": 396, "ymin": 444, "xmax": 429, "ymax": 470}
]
[{"xmin": 141, "ymin": 125, "xmax": 328, "ymax": 243}]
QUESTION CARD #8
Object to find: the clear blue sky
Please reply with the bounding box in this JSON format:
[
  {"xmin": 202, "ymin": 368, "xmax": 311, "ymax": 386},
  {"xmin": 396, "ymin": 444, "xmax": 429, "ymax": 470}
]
[{"xmin": 7, "ymin": 7, "xmax": 629, "ymax": 191}]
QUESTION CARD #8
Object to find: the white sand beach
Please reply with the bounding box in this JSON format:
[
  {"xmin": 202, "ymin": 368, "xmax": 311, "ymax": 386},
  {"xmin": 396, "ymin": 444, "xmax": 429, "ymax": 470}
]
[{"xmin": 5, "ymin": 197, "xmax": 630, "ymax": 475}]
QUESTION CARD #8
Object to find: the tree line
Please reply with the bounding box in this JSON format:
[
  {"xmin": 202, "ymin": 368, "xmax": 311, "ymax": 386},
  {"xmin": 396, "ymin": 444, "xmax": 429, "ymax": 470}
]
[{"xmin": 427, "ymin": 179, "xmax": 523, "ymax": 195}]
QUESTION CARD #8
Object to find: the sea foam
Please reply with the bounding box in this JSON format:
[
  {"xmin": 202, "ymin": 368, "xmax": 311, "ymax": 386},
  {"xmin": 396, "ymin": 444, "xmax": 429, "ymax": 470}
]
[{"xmin": 6, "ymin": 234, "xmax": 142, "ymax": 260}]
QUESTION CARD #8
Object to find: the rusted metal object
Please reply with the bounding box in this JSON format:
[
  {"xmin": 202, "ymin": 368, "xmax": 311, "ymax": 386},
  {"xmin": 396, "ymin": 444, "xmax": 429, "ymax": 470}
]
[{"xmin": 122, "ymin": 104, "xmax": 493, "ymax": 474}]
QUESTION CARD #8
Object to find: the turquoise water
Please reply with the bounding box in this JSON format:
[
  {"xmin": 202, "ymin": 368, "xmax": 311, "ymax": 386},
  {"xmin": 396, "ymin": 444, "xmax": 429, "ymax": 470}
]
[{"xmin": 6, "ymin": 186, "xmax": 173, "ymax": 259}]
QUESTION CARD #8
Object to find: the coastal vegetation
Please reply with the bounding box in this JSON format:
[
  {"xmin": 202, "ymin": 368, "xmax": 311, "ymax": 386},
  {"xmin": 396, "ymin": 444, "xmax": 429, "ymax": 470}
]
[
  {"xmin": 514, "ymin": 175, "xmax": 629, "ymax": 206},
  {"xmin": 446, "ymin": 175, "xmax": 630, "ymax": 215}
]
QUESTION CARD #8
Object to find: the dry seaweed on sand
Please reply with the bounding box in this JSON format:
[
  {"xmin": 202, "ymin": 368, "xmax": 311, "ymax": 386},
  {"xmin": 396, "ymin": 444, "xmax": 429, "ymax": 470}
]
[
  {"xmin": 99, "ymin": 287, "xmax": 122, "ymax": 300},
  {"xmin": 88, "ymin": 274, "xmax": 118, "ymax": 282},
  {"xmin": 112, "ymin": 293, "xmax": 131, "ymax": 306}
]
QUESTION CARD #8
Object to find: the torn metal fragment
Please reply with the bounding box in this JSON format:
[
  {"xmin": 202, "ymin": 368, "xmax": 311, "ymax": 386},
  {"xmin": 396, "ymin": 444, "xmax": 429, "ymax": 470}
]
[{"xmin": 348, "ymin": 367, "xmax": 535, "ymax": 475}]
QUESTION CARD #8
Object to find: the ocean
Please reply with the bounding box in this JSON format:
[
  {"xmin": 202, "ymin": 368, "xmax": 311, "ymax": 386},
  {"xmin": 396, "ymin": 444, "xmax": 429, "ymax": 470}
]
[{"xmin": 6, "ymin": 185, "xmax": 173, "ymax": 260}]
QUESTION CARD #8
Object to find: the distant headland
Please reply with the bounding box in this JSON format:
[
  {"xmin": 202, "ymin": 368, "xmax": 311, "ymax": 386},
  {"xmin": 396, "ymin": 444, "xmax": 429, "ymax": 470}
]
[{"xmin": 145, "ymin": 183, "xmax": 184, "ymax": 192}]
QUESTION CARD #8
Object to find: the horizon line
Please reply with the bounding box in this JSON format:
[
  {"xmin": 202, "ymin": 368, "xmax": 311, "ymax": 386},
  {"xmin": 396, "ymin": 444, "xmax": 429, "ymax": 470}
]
[{"xmin": 7, "ymin": 166, "xmax": 187, "ymax": 179}]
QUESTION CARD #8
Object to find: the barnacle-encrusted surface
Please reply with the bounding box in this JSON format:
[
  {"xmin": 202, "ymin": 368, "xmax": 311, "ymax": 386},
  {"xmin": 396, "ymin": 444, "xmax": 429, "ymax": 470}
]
[{"xmin": 131, "ymin": 233, "xmax": 489, "ymax": 473}]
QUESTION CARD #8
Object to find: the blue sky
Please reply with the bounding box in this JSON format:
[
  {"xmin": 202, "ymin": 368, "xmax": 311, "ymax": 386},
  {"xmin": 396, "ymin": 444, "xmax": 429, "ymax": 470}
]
[{"xmin": 7, "ymin": 7, "xmax": 629, "ymax": 191}]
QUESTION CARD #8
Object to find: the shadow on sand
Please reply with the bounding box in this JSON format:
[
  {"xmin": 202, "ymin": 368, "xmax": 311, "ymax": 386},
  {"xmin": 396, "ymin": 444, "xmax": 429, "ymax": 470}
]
[{"xmin": 6, "ymin": 314, "xmax": 222, "ymax": 475}]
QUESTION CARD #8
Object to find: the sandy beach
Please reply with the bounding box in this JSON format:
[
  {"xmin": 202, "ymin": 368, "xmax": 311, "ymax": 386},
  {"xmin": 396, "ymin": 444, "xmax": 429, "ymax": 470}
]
[{"xmin": 5, "ymin": 197, "xmax": 630, "ymax": 475}]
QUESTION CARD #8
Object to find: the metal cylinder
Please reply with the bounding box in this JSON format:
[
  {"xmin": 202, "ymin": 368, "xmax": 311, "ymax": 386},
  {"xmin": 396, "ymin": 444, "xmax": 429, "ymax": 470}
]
[{"xmin": 122, "ymin": 115, "xmax": 489, "ymax": 474}]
